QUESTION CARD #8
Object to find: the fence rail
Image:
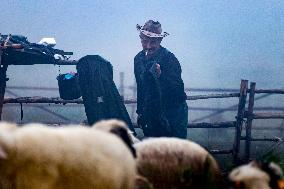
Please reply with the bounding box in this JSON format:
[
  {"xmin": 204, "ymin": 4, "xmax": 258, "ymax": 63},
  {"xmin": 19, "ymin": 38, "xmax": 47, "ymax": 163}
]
[
  {"xmin": 1, "ymin": 79, "xmax": 283, "ymax": 164},
  {"xmin": 251, "ymin": 112, "xmax": 284, "ymax": 119}
]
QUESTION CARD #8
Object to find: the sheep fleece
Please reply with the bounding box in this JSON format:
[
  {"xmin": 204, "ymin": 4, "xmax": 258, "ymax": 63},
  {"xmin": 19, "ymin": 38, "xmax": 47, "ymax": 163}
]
[
  {"xmin": 0, "ymin": 122, "xmax": 136, "ymax": 189},
  {"xmin": 134, "ymin": 137, "xmax": 222, "ymax": 189}
]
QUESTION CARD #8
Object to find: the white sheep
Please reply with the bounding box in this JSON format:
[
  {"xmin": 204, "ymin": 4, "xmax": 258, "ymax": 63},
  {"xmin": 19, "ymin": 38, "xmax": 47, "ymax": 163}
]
[
  {"xmin": 93, "ymin": 119, "xmax": 140, "ymax": 144},
  {"xmin": 0, "ymin": 122, "xmax": 136, "ymax": 189},
  {"xmin": 134, "ymin": 137, "xmax": 223, "ymax": 189},
  {"xmin": 93, "ymin": 119, "xmax": 140, "ymax": 157},
  {"xmin": 229, "ymin": 161, "xmax": 284, "ymax": 189}
]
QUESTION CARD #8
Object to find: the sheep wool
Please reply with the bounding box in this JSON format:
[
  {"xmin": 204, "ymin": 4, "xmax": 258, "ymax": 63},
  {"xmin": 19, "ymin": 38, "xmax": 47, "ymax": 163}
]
[
  {"xmin": 0, "ymin": 122, "xmax": 136, "ymax": 189},
  {"xmin": 93, "ymin": 119, "xmax": 140, "ymax": 157},
  {"xmin": 134, "ymin": 137, "xmax": 222, "ymax": 189},
  {"xmin": 229, "ymin": 161, "xmax": 284, "ymax": 189},
  {"xmin": 93, "ymin": 119, "xmax": 140, "ymax": 144},
  {"xmin": 229, "ymin": 162, "xmax": 271, "ymax": 189}
]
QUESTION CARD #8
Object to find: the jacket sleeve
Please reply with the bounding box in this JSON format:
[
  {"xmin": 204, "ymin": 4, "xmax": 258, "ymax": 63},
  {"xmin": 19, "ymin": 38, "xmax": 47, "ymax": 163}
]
[
  {"xmin": 160, "ymin": 53, "xmax": 185, "ymax": 101},
  {"xmin": 134, "ymin": 57, "xmax": 145, "ymax": 115}
]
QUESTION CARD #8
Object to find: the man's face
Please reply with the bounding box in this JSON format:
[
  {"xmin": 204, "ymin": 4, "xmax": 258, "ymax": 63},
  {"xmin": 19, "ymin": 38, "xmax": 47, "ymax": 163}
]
[{"xmin": 140, "ymin": 34, "xmax": 162, "ymax": 55}]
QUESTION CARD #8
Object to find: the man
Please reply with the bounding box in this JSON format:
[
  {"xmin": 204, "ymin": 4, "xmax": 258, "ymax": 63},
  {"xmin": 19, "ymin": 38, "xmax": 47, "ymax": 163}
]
[{"xmin": 134, "ymin": 20, "xmax": 188, "ymax": 138}]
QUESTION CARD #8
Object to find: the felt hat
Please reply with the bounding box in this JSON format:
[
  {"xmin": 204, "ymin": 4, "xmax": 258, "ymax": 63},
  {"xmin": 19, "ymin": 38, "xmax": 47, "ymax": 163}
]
[{"xmin": 136, "ymin": 20, "xmax": 169, "ymax": 38}]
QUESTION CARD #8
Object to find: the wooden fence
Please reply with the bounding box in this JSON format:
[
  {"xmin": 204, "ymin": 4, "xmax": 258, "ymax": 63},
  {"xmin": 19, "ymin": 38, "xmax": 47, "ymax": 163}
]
[{"xmin": 1, "ymin": 47, "xmax": 284, "ymax": 164}]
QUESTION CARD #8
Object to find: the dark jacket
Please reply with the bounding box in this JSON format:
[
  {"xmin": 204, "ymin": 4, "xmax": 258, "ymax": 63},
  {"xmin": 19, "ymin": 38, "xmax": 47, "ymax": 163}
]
[
  {"xmin": 77, "ymin": 55, "xmax": 135, "ymax": 133},
  {"xmin": 134, "ymin": 46, "xmax": 187, "ymax": 116}
]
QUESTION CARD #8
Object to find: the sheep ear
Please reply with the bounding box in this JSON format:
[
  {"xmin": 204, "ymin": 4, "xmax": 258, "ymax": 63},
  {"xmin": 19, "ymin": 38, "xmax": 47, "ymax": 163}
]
[
  {"xmin": 110, "ymin": 127, "xmax": 136, "ymax": 158},
  {"xmin": 249, "ymin": 160, "xmax": 261, "ymax": 168},
  {"xmin": 278, "ymin": 179, "xmax": 284, "ymax": 189},
  {"xmin": 134, "ymin": 175, "xmax": 153, "ymax": 189},
  {"xmin": 0, "ymin": 146, "xmax": 7, "ymax": 159}
]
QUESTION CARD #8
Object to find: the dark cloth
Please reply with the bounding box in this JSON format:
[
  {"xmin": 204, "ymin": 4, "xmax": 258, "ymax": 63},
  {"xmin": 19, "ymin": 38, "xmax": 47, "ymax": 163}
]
[
  {"xmin": 77, "ymin": 55, "xmax": 135, "ymax": 133},
  {"xmin": 143, "ymin": 102, "xmax": 188, "ymax": 138},
  {"xmin": 134, "ymin": 47, "xmax": 188, "ymax": 138}
]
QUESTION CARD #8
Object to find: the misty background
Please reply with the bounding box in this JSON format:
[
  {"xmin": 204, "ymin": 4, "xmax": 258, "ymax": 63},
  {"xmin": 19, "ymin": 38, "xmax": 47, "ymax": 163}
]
[
  {"xmin": 1, "ymin": 0, "xmax": 283, "ymax": 163},
  {"xmin": 1, "ymin": 0, "xmax": 283, "ymax": 88}
]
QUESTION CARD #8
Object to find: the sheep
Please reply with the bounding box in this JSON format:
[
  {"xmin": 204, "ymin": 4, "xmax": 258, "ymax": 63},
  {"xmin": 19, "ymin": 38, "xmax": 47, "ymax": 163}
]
[
  {"xmin": 0, "ymin": 122, "xmax": 136, "ymax": 189},
  {"xmin": 93, "ymin": 119, "xmax": 140, "ymax": 144},
  {"xmin": 93, "ymin": 119, "xmax": 140, "ymax": 157},
  {"xmin": 229, "ymin": 162, "xmax": 270, "ymax": 189},
  {"xmin": 229, "ymin": 161, "xmax": 284, "ymax": 189},
  {"xmin": 133, "ymin": 137, "xmax": 223, "ymax": 189},
  {"xmin": 134, "ymin": 175, "xmax": 153, "ymax": 189}
]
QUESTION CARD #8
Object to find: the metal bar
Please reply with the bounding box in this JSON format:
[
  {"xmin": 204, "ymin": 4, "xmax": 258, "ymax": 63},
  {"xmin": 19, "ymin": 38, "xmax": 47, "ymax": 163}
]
[
  {"xmin": 245, "ymin": 82, "xmax": 256, "ymax": 162},
  {"xmin": 233, "ymin": 79, "xmax": 248, "ymax": 164}
]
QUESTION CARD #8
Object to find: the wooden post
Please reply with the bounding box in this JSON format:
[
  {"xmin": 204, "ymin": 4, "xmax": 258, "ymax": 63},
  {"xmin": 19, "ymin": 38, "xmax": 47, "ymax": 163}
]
[
  {"xmin": 119, "ymin": 72, "xmax": 125, "ymax": 99},
  {"xmin": 130, "ymin": 80, "xmax": 137, "ymax": 122},
  {"xmin": 280, "ymin": 121, "xmax": 284, "ymax": 137},
  {"xmin": 245, "ymin": 82, "xmax": 256, "ymax": 162},
  {"xmin": 233, "ymin": 79, "xmax": 248, "ymax": 164},
  {"xmin": 0, "ymin": 47, "xmax": 8, "ymax": 120}
]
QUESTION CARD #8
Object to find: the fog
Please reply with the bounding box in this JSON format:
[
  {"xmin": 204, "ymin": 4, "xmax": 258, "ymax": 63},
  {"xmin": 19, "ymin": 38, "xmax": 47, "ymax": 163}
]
[
  {"xmin": 1, "ymin": 0, "xmax": 284, "ymax": 166},
  {"xmin": 1, "ymin": 0, "xmax": 283, "ymax": 89},
  {"xmin": 1, "ymin": 0, "xmax": 283, "ymax": 120}
]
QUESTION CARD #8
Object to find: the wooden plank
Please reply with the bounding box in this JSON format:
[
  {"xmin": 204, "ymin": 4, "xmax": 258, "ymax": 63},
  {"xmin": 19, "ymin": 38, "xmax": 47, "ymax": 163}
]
[
  {"xmin": 210, "ymin": 149, "xmax": 233, "ymax": 155},
  {"xmin": 245, "ymin": 82, "xmax": 256, "ymax": 162},
  {"xmin": 0, "ymin": 46, "xmax": 3, "ymax": 120},
  {"xmin": 119, "ymin": 72, "xmax": 125, "ymax": 99},
  {"xmin": 0, "ymin": 47, "xmax": 8, "ymax": 120},
  {"xmin": 3, "ymin": 93, "xmax": 241, "ymax": 105},
  {"xmin": 254, "ymin": 89, "xmax": 284, "ymax": 94},
  {"xmin": 248, "ymin": 138, "xmax": 281, "ymax": 142},
  {"xmin": 188, "ymin": 121, "xmax": 236, "ymax": 128},
  {"xmin": 134, "ymin": 122, "xmax": 236, "ymax": 129},
  {"xmin": 3, "ymin": 97, "xmax": 84, "ymax": 104},
  {"xmin": 252, "ymin": 112, "xmax": 284, "ymax": 119},
  {"xmin": 187, "ymin": 93, "xmax": 239, "ymax": 100},
  {"xmin": 241, "ymin": 137, "xmax": 281, "ymax": 142},
  {"xmin": 233, "ymin": 79, "xmax": 248, "ymax": 164}
]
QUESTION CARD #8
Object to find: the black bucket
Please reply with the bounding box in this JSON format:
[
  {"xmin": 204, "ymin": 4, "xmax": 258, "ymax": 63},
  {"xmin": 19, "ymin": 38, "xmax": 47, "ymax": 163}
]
[{"xmin": 57, "ymin": 73, "xmax": 81, "ymax": 100}]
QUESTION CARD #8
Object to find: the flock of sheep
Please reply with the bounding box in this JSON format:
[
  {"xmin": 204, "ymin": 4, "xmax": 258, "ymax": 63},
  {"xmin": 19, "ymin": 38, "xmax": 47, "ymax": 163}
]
[{"xmin": 0, "ymin": 119, "xmax": 283, "ymax": 189}]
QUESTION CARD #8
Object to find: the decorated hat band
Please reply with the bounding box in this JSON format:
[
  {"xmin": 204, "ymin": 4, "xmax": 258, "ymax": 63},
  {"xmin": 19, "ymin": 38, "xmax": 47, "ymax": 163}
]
[{"xmin": 136, "ymin": 24, "xmax": 169, "ymax": 38}]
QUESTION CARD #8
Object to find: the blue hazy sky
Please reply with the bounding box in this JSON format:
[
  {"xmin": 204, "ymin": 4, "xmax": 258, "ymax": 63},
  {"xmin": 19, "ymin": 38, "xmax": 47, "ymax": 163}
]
[{"xmin": 1, "ymin": 0, "xmax": 283, "ymax": 89}]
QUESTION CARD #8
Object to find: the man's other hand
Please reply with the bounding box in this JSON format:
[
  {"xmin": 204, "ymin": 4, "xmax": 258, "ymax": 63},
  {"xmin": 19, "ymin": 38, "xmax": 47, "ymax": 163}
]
[
  {"xmin": 137, "ymin": 114, "xmax": 146, "ymax": 128},
  {"xmin": 156, "ymin": 63, "xmax": 161, "ymax": 77}
]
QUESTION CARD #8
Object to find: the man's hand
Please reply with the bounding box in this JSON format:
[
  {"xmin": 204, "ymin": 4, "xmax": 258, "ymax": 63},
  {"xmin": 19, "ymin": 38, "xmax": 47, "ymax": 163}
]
[
  {"xmin": 149, "ymin": 62, "xmax": 161, "ymax": 78},
  {"xmin": 137, "ymin": 114, "xmax": 146, "ymax": 128},
  {"xmin": 156, "ymin": 63, "xmax": 161, "ymax": 78}
]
